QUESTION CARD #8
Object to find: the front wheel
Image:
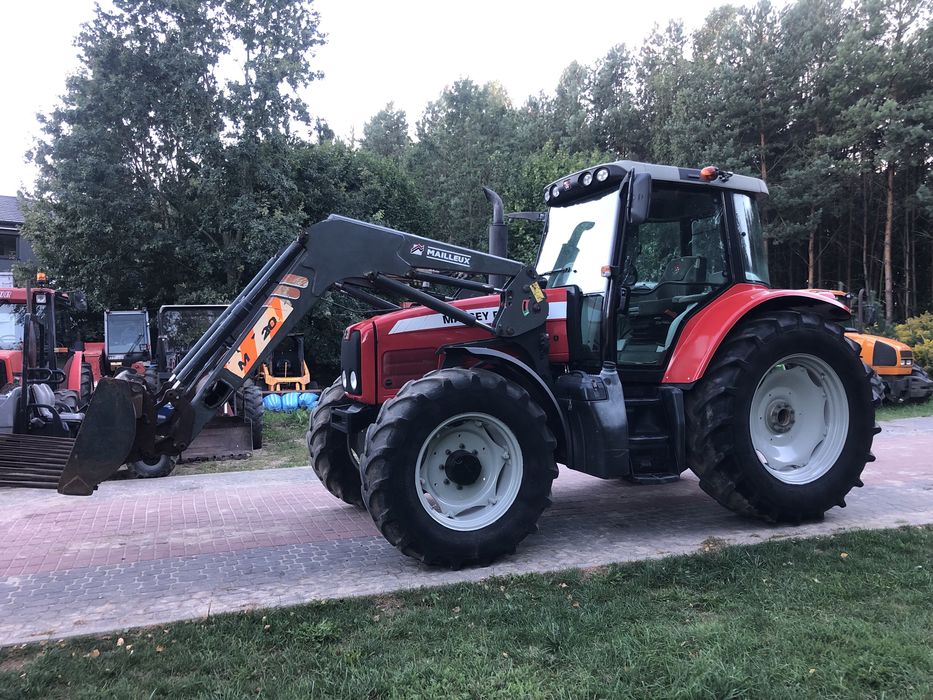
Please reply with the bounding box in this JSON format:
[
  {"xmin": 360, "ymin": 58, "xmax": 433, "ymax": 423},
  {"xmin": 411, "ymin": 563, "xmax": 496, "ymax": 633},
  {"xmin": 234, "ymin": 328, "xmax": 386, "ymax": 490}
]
[
  {"xmin": 360, "ymin": 368, "xmax": 558, "ymax": 568},
  {"xmin": 128, "ymin": 454, "xmax": 176, "ymax": 478},
  {"xmin": 307, "ymin": 379, "xmax": 366, "ymax": 507},
  {"xmin": 686, "ymin": 311, "xmax": 876, "ymax": 523}
]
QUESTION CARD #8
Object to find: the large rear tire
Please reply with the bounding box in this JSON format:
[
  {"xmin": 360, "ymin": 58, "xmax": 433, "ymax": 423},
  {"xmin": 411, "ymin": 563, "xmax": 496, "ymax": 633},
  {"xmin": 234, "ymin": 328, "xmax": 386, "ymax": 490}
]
[
  {"xmin": 241, "ymin": 382, "xmax": 264, "ymax": 449},
  {"xmin": 360, "ymin": 368, "xmax": 558, "ymax": 568},
  {"xmin": 686, "ymin": 311, "xmax": 876, "ymax": 523},
  {"xmin": 307, "ymin": 379, "xmax": 365, "ymax": 508}
]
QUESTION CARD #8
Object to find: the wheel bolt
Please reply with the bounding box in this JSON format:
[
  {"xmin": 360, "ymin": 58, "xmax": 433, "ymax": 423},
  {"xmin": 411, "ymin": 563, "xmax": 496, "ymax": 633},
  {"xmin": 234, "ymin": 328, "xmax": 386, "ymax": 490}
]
[
  {"xmin": 444, "ymin": 479, "xmax": 450, "ymax": 485},
  {"xmin": 445, "ymin": 449, "xmax": 451, "ymax": 455},
  {"xmin": 456, "ymin": 485, "xmax": 462, "ymax": 490},
  {"xmin": 459, "ymin": 443, "xmax": 465, "ymax": 449},
  {"xmin": 472, "ymin": 449, "xmax": 478, "ymax": 455}
]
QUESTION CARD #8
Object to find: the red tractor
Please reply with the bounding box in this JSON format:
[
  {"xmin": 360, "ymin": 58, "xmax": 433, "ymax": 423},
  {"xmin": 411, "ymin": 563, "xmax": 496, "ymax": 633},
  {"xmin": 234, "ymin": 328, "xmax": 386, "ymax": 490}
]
[
  {"xmin": 1, "ymin": 161, "xmax": 877, "ymax": 569},
  {"xmin": 0, "ymin": 286, "xmax": 94, "ymax": 402}
]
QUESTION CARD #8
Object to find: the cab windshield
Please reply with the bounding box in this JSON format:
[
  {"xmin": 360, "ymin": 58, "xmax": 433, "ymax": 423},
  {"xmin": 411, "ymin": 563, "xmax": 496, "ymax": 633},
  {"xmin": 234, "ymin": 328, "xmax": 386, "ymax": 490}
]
[
  {"xmin": 537, "ymin": 189, "xmax": 620, "ymax": 293},
  {"xmin": 0, "ymin": 303, "xmax": 25, "ymax": 350}
]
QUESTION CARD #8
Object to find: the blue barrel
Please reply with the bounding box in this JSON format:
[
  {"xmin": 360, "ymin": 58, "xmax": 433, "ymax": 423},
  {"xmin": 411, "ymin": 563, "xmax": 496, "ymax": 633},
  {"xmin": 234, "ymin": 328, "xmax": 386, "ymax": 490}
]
[
  {"xmin": 298, "ymin": 392, "xmax": 319, "ymax": 409},
  {"xmin": 263, "ymin": 393, "xmax": 282, "ymax": 412}
]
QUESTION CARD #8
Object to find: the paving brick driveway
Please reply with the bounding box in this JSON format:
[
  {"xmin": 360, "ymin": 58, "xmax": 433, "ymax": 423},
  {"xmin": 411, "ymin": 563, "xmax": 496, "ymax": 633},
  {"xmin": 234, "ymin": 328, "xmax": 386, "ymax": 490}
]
[{"xmin": 1, "ymin": 417, "xmax": 931, "ymax": 646}]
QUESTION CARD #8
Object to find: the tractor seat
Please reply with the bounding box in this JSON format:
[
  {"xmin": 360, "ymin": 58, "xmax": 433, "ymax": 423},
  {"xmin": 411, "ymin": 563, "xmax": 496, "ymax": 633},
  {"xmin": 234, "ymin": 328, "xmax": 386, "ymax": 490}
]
[
  {"xmin": 29, "ymin": 384, "xmax": 85, "ymax": 425},
  {"xmin": 657, "ymin": 255, "xmax": 707, "ymax": 298}
]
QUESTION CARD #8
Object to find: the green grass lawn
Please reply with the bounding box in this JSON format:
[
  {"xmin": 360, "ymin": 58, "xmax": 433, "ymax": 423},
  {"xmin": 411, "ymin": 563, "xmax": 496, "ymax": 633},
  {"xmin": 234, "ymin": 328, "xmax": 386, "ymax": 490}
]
[
  {"xmin": 877, "ymin": 399, "xmax": 933, "ymax": 422},
  {"xmin": 2, "ymin": 527, "xmax": 931, "ymax": 699}
]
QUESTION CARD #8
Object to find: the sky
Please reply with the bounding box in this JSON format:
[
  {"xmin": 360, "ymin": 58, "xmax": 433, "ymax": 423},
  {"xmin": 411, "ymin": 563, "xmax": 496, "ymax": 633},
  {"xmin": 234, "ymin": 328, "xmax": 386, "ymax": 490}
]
[{"xmin": 0, "ymin": 0, "xmax": 769, "ymax": 196}]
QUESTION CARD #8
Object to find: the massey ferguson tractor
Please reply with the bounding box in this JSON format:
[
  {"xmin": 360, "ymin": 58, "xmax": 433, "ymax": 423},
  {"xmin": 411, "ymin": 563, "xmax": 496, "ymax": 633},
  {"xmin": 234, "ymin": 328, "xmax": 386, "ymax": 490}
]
[{"xmin": 0, "ymin": 161, "xmax": 878, "ymax": 568}]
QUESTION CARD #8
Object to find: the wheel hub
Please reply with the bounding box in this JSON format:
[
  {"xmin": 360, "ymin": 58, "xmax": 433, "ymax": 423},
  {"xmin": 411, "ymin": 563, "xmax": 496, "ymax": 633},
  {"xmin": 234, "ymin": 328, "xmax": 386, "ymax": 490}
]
[
  {"xmin": 445, "ymin": 450, "xmax": 482, "ymax": 486},
  {"xmin": 415, "ymin": 412, "xmax": 524, "ymax": 531},
  {"xmin": 766, "ymin": 400, "xmax": 795, "ymax": 434},
  {"xmin": 749, "ymin": 354, "xmax": 849, "ymax": 485}
]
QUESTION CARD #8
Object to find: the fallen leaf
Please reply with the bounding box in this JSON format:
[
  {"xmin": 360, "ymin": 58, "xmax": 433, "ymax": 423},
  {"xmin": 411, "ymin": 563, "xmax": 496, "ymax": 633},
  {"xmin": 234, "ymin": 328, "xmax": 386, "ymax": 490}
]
[
  {"xmin": 572, "ymin": 602, "xmax": 580, "ymax": 608},
  {"xmin": 155, "ymin": 645, "xmax": 165, "ymax": 653},
  {"xmin": 88, "ymin": 649, "xmax": 100, "ymax": 659},
  {"xmin": 452, "ymin": 606, "xmax": 461, "ymax": 614},
  {"xmin": 116, "ymin": 638, "xmax": 125, "ymax": 647},
  {"xmin": 501, "ymin": 652, "xmax": 509, "ymax": 657},
  {"xmin": 809, "ymin": 668, "xmax": 816, "ymax": 675},
  {"xmin": 263, "ymin": 625, "xmax": 271, "ymax": 631},
  {"xmin": 840, "ymin": 552, "xmax": 849, "ymax": 559}
]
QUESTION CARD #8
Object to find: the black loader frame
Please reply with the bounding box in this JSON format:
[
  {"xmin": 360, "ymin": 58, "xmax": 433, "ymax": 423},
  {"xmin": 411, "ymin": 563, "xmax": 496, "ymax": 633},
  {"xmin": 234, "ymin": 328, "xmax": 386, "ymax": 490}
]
[{"xmin": 57, "ymin": 216, "xmax": 546, "ymax": 494}]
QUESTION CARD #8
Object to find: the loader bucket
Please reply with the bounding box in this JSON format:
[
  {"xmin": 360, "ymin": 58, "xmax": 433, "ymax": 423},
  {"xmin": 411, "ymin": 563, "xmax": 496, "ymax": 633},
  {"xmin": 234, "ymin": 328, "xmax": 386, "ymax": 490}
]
[
  {"xmin": 57, "ymin": 377, "xmax": 140, "ymax": 495},
  {"xmin": 176, "ymin": 415, "xmax": 253, "ymax": 463}
]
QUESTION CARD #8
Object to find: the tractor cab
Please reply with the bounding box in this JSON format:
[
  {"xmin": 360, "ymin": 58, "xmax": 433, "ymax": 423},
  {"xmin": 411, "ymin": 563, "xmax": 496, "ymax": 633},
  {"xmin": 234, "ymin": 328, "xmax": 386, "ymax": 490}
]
[
  {"xmin": 103, "ymin": 309, "xmax": 151, "ymax": 372},
  {"xmin": 538, "ymin": 162, "xmax": 770, "ymax": 375},
  {"xmin": 0, "ymin": 287, "xmax": 87, "ymax": 389},
  {"xmin": 153, "ymin": 304, "xmax": 227, "ymax": 382}
]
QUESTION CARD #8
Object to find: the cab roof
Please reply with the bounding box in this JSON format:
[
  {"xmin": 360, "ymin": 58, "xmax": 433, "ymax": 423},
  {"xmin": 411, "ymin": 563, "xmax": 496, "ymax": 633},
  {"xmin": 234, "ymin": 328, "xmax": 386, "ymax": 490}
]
[
  {"xmin": 544, "ymin": 160, "xmax": 768, "ymax": 208},
  {"xmin": 618, "ymin": 161, "xmax": 769, "ymax": 195}
]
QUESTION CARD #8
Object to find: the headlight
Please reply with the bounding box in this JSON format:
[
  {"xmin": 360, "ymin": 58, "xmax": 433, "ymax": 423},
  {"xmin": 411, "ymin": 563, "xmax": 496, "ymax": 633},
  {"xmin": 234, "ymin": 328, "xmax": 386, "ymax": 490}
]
[
  {"xmin": 342, "ymin": 371, "xmax": 348, "ymax": 388},
  {"xmin": 595, "ymin": 168, "xmax": 609, "ymax": 182},
  {"xmin": 341, "ymin": 329, "xmax": 363, "ymax": 394},
  {"xmin": 581, "ymin": 172, "xmax": 593, "ymax": 186},
  {"xmin": 551, "ymin": 186, "xmax": 561, "ymax": 199}
]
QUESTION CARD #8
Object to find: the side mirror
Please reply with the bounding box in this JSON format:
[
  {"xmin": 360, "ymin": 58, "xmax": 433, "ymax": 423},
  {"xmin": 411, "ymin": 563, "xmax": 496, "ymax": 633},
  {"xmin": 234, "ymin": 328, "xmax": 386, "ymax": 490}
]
[
  {"xmin": 69, "ymin": 290, "xmax": 88, "ymax": 313},
  {"xmin": 628, "ymin": 173, "xmax": 652, "ymax": 225}
]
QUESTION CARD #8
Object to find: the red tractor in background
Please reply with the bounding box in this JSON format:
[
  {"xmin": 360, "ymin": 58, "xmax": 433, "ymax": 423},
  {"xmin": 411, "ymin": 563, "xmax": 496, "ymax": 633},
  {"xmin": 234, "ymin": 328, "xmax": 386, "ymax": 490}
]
[
  {"xmin": 0, "ymin": 286, "xmax": 94, "ymax": 402},
  {"xmin": 0, "ymin": 160, "xmax": 878, "ymax": 570}
]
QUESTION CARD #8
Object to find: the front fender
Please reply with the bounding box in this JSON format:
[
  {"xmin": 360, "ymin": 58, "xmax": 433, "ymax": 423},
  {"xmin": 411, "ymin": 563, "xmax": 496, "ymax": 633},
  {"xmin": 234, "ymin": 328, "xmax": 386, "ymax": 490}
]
[
  {"xmin": 440, "ymin": 345, "xmax": 570, "ymax": 463},
  {"xmin": 663, "ymin": 284, "xmax": 850, "ymax": 385}
]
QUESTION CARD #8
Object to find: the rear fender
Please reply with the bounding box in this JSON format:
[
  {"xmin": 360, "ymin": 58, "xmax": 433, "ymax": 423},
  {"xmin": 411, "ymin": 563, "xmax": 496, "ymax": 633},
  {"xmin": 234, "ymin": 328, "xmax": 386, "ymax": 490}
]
[
  {"xmin": 663, "ymin": 285, "xmax": 850, "ymax": 385},
  {"xmin": 441, "ymin": 346, "xmax": 570, "ymax": 464},
  {"xmin": 61, "ymin": 351, "xmax": 84, "ymax": 392}
]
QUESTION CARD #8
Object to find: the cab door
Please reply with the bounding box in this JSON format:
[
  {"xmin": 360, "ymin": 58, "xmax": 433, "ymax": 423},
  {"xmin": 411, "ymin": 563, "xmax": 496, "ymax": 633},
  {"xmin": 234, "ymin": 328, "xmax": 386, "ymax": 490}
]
[{"xmin": 613, "ymin": 184, "xmax": 731, "ymax": 372}]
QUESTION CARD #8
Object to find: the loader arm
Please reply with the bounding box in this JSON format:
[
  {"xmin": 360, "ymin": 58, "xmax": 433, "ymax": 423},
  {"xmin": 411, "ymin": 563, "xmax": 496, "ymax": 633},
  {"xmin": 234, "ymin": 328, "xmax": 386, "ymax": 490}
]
[{"xmin": 64, "ymin": 215, "xmax": 549, "ymax": 493}]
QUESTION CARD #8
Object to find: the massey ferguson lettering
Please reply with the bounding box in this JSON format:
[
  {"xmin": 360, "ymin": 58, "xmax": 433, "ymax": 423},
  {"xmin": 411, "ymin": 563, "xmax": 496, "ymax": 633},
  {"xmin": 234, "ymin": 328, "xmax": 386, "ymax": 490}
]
[
  {"xmin": 425, "ymin": 246, "xmax": 471, "ymax": 267},
  {"xmin": 443, "ymin": 308, "xmax": 497, "ymax": 325}
]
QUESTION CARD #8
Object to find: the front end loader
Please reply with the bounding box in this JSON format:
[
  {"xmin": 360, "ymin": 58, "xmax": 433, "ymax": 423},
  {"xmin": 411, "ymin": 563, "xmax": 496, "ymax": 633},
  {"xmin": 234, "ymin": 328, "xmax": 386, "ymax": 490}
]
[{"xmin": 2, "ymin": 161, "xmax": 878, "ymax": 570}]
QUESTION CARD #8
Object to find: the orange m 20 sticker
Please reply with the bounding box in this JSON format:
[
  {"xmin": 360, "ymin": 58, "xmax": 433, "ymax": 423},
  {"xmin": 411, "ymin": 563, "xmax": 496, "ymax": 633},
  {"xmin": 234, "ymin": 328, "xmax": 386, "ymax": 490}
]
[{"xmin": 224, "ymin": 296, "xmax": 294, "ymax": 378}]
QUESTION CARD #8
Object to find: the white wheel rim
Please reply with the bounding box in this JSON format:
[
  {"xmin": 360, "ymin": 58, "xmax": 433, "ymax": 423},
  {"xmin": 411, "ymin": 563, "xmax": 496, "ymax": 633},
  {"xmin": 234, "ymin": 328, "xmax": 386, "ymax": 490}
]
[
  {"xmin": 749, "ymin": 353, "xmax": 849, "ymax": 485},
  {"xmin": 415, "ymin": 412, "xmax": 523, "ymax": 531}
]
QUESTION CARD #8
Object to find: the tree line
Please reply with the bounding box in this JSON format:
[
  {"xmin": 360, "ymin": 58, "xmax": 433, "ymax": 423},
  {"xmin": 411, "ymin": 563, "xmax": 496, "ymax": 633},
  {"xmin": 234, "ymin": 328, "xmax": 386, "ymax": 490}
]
[{"xmin": 22, "ymin": 0, "xmax": 933, "ymax": 372}]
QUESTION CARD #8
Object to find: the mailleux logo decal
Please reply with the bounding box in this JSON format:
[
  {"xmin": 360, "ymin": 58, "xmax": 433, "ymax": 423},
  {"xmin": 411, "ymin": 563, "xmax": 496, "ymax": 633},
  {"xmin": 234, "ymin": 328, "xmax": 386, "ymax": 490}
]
[{"xmin": 425, "ymin": 246, "xmax": 471, "ymax": 267}]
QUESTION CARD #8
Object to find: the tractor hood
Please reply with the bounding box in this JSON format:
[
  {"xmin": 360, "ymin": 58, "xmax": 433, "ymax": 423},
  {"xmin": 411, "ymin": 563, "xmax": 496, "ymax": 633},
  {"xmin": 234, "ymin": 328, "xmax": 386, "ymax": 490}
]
[{"xmin": 341, "ymin": 288, "xmax": 571, "ymax": 405}]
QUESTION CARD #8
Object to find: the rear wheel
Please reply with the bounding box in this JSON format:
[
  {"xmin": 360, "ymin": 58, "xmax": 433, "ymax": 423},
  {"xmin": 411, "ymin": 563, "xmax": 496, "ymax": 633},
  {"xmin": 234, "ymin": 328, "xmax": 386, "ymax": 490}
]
[
  {"xmin": 144, "ymin": 365, "xmax": 160, "ymax": 393},
  {"xmin": 128, "ymin": 454, "xmax": 176, "ymax": 478},
  {"xmin": 80, "ymin": 363, "xmax": 94, "ymax": 404},
  {"xmin": 686, "ymin": 311, "xmax": 876, "ymax": 522},
  {"xmin": 360, "ymin": 368, "xmax": 557, "ymax": 568},
  {"xmin": 307, "ymin": 379, "xmax": 365, "ymax": 508}
]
